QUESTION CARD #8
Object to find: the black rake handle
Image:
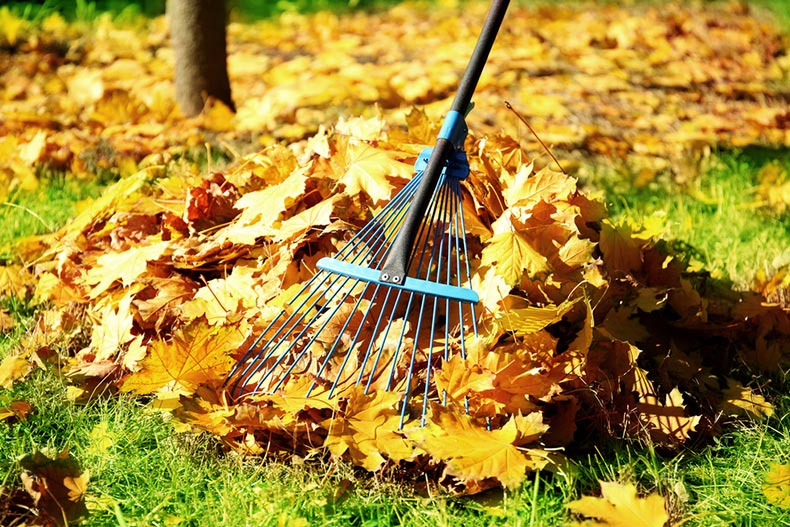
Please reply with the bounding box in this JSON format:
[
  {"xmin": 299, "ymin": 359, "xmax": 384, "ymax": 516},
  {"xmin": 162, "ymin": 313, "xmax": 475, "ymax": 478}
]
[{"xmin": 379, "ymin": 0, "xmax": 510, "ymax": 284}]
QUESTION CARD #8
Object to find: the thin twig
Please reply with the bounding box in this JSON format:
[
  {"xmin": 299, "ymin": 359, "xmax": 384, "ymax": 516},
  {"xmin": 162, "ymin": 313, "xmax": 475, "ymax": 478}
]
[
  {"xmin": 1, "ymin": 201, "xmax": 53, "ymax": 231},
  {"xmin": 504, "ymin": 101, "xmax": 566, "ymax": 174}
]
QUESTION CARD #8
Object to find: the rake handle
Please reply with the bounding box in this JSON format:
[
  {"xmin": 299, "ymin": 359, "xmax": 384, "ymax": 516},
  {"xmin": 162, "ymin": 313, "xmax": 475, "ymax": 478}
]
[{"xmin": 380, "ymin": 0, "xmax": 509, "ymax": 284}]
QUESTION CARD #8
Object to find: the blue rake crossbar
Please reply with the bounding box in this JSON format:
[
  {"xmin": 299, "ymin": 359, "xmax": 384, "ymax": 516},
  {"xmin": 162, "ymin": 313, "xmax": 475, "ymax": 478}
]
[{"xmin": 317, "ymin": 257, "xmax": 479, "ymax": 305}]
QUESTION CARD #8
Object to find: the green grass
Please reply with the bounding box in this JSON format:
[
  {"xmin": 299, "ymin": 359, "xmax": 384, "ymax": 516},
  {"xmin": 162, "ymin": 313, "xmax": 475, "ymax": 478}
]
[
  {"xmin": 589, "ymin": 148, "xmax": 790, "ymax": 290},
  {"xmin": 0, "ymin": 172, "xmax": 108, "ymax": 262}
]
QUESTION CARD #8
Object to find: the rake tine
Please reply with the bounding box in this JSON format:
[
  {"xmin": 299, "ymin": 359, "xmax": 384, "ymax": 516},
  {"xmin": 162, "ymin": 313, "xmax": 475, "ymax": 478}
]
[
  {"xmin": 248, "ymin": 273, "xmax": 355, "ymax": 392},
  {"xmin": 366, "ymin": 288, "xmax": 408, "ymax": 394},
  {"xmin": 263, "ymin": 276, "xmax": 365, "ymax": 394},
  {"xmin": 400, "ymin": 291, "xmax": 430, "ymax": 428},
  {"xmin": 308, "ymin": 279, "xmax": 373, "ymax": 395}
]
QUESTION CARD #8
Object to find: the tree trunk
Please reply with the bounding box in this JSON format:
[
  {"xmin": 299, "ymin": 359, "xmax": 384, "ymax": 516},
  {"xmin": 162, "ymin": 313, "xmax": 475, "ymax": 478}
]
[{"xmin": 168, "ymin": 0, "xmax": 235, "ymax": 117}]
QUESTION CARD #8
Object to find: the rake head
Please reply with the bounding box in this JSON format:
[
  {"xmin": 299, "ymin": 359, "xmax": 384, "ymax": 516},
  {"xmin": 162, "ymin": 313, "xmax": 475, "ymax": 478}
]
[{"xmin": 225, "ymin": 148, "xmax": 479, "ymax": 426}]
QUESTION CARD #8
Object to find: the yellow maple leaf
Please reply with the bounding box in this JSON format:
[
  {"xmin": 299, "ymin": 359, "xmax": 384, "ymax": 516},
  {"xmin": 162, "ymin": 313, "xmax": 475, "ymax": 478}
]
[
  {"xmin": 495, "ymin": 296, "xmax": 580, "ymax": 335},
  {"xmin": 481, "ymin": 230, "xmax": 549, "ymax": 286},
  {"xmin": 181, "ymin": 265, "xmax": 260, "ymax": 325},
  {"xmin": 273, "ymin": 195, "xmax": 338, "ymax": 243},
  {"xmin": 121, "ymin": 322, "xmax": 242, "ymax": 395},
  {"xmin": 504, "ymin": 166, "xmax": 577, "ymax": 209},
  {"xmin": 435, "ymin": 354, "xmax": 496, "ymax": 404},
  {"xmin": 337, "ymin": 140, "xmax": 411, "ymax": 203},
  {"xmin": 407, "ymin": 408, "xmax": 548, "ymax": 489},
  {"xmin": 83, "ymin": 241, "xmax": 169, "ymax": 299},
  {"xmin": 0, "ymin": 264, "xmax": 34, "ymax": 298},
  {"xmin": 217, "ymin": 168, "xmax": 308, "ymax": 246},
  {"xmin": 763, "ymin": 463, "xmax": 790, "ymax": 510},
  {"xmin": 323, "ymin": 387, "xmax": 415, "ymax": 471},
  {"xmin": 0, "ymin": 354, "xmax": 32, "ymax": 389},
  {"xmin": 89, "ymin": 292, "xmax": 137, "ymax": 361},
  {"xmin": 634, "ymin": 368, "xmax": 700, "ymax": 443},
  {"xmin": 567, "ymin": 481, "xmax": 669, "ymax": 527}
]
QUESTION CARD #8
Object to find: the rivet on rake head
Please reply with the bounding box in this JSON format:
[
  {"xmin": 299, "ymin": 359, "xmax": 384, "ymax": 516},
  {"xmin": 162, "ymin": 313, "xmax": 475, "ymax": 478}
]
[
  {"xmin": 393, "ymin": 276, "xmax": 401, "ymax": 283},
  {"xmin": 381, "ymin": 273, "xmax": 390, "ymax": 281}
]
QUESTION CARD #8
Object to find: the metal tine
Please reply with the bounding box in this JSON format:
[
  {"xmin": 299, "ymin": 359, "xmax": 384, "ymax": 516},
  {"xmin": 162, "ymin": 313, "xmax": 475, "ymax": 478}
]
[
  {"xmin": 252, "ymin": 193, "xmax": 415, "ymax": 394},
  {"xmin": 394, "ymin": 172, "xmax": 452, "ymax": 425},
  {"xmin": 316, "ymin": 172, "xmax": 435, "ymax": 396},
  {"xmin": 420, "ymin": 173, "xmax": 457, "ymax": 422},
  {"xmin": 455, "ymin": 178, "xmax": 479, "ymax": 344},
  {"xmin": 227, "ymin": 170, "xmax": 425, "ymax": 395},
  {"xmin": 356, "ymin": 170, "xmax": 451, "ymax": 404}
]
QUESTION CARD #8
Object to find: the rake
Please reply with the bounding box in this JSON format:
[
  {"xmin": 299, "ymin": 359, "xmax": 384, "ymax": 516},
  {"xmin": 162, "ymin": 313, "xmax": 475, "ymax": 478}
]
[{"xmin": 225, "ymin": 0, "xmax": 509, "ymax": 426}]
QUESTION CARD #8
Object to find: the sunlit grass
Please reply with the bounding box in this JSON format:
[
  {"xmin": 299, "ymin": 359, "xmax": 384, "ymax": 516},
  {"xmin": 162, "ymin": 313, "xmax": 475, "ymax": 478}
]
[{"xmin": 587, "ymin": 148, "xmax": 790, "ymax": 290}]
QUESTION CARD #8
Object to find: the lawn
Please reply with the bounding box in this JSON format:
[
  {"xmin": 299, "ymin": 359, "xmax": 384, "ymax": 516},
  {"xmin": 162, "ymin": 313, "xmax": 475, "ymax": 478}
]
[{"xmin": 2, "ymin": 1, "xmax": 790, "ymax": 525}]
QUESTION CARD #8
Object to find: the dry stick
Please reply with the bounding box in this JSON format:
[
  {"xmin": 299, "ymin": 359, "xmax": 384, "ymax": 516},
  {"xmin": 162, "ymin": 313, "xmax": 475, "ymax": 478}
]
[{"xmin": 504, "ymin": 101, "xmax": 566, "ymax": 175}]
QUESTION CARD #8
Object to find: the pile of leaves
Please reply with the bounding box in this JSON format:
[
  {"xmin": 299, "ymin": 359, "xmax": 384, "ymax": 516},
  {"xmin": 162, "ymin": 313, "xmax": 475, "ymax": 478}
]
[
  {"xmin": 4, "ymin": 108, "xmax": 789, "ymax": 491},
  {"xmin": 1, "ymin": 1, "xmax": 790, "ymax": 494}
]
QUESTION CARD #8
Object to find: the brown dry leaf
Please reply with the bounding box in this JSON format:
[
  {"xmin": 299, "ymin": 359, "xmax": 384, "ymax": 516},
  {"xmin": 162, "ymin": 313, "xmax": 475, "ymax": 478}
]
[
  {"xmin": 567, "ymin": 481, "xmax": 669, "ymax": 527},
  {"xmin": 19, "ymin": 449, "xmax": 90, "ymax": 526},
  {"xmin": 121, "ymin": 321, "xmax": 243, "ymax": 395},
  {"xmin": 599, "ymin": 220, "xmax": 644, "ymax": 275},
  {"xmin": 634, "ymin": 367, "xmax": 701, "ymax": 443},
  {"xmin": 0, "ymin": 400, "xmax": 32, "ymax": 422},
  {"xmin": 763, "ymin": 463, "xmax": 790, "ymax": 510},
  {"xmin": 407, "ymin": 407, "xmax": 549, "ymax": 489}
]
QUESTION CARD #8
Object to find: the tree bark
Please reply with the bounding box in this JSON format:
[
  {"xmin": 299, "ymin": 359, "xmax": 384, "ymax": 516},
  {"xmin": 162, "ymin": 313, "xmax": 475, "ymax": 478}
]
[{"xmin": 168, "ymin": 0, "xmax": 235, "ymax": 117}]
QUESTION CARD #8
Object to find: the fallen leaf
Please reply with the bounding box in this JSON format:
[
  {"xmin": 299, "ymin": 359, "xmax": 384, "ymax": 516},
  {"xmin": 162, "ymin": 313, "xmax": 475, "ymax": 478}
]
[
  {"xmin": 719, "ymin": 378, "xmax": 774, "ymax": 420},
  {"xmin": 407, "ymin": 407, "xmax": 549, "ymax": 489},
  {"xmin": 763, "ymin": 463, "xmax": 790, "ymax": 510},
  {"xmin": 567, "ymin": 481, "xmax": 669, "ymax": 527},
  {"xmin": 121, "ymin": 321, "xmax": 243, "ymax": 395},
  {"xmin": 0, "ymin": 400, "xmax": 32, "ymax": 422},
  {"xmin": 20, "ymin": 449, "xmax": 90, "ymax": 526}
]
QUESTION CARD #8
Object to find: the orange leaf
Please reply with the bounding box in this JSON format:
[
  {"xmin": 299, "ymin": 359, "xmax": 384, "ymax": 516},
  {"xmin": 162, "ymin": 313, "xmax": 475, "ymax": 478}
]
[
  {"xmin": 407, "ymin": 408, "xmax": 548, "ymax": 489},
  {"xmin": 323, "ymin": 387, "xmax": 415, "ymax": 471},
  {"xmin": 0, "ymin": 400, "xmax": 33, "ymax": 422},
  {"xmin": 121, "ymin": 321, "xmax": 243, "ymax": 395},
  {"xmin": 435, "ymin": 354, "xmax": 496, "ymax": 404}
]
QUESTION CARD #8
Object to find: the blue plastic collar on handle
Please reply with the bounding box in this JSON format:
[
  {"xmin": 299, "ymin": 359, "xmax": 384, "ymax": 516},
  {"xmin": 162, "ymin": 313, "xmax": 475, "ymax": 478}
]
[{"xmin": 438, "ymin": 110, "xmax": 467, "ymax": 148}]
